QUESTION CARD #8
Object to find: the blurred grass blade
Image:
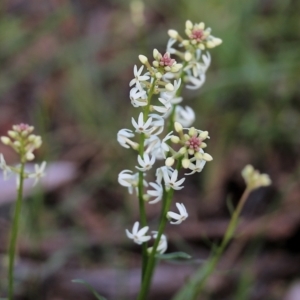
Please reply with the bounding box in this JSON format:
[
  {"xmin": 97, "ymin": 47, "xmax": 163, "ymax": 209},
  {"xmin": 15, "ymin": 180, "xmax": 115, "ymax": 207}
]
[
  {"xmin": 72, "ymin": 279, "xmax": 107, "ymax": 300},
  {"xmin": 155, "ymin": 252, "xmax": 192, "ymax": 261}
]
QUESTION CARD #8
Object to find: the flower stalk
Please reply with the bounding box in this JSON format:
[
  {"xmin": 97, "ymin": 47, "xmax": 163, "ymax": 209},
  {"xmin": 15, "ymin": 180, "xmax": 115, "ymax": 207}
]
[
  {"xmin": 0, "ymin": 124, "xmax": 45, "ymax": 299},
  {"xmin": 117, "ymin": 20, "xmax": 223, "ymax": 299},
  {"xmin": 174, "ymin": 165, "xmax": 271, "ymax": 300},
  {"xmin": 8, "ymin": 162, "xmax": 25, "ymax": 300}
]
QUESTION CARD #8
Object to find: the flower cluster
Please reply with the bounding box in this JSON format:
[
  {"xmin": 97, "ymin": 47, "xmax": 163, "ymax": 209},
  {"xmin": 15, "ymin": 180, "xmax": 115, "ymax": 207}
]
[
  {"xmin": 0, "ymin": 124, "xmax": 46, "ymax": 186},
  {"xmin": 118, "ymin": 21, "xmax": 222, "ymax": 254}
]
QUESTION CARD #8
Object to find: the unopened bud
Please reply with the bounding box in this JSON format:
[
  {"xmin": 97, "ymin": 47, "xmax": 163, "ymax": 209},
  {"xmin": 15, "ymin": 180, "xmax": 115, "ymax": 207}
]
[
  {"xmin": 182, "ymin": 158, "xmax": 190, "ymax": 169},
  {"xmin": 8, "ymin": 131, "xmax": 17, "ymax": 138},
  {"xmin": 139, "ymin": 55, "xmax": 148, "ymax": 64},
  {"xmin": 199, "ymin": 131, "xmax": 209, "ymax": 139},
  {"xmin": 165, "ymin": 157, "xmax": 174, "ymax": 167},
  {"xmin": 195, "ymin": 152, "xmax": 203, "ymax": 160},
  {"xmin": 165, "ymin": 83, "xmax": 174, "ymax": 91},
  {"xmin": 168, "ymin": 29, "xmax": 178, "ymax": 39},
  {"xmin": 26, "ymin": 152, "xmax": 35, "ymax": 161},
  {"xmin": 153, "ymin": 61, "xmax": 159, "ymax": 68},
  {"xmin": 13, "ymin": 141, "xmax": 21, "ymax": 147},
  {"xmin": 188, "ymin": 149, "xmax": 194, "ymax": 155},
  {"xmin": 171, "ymin": 136, "xmax": 180, "ymax": 143},
  {"xmin": 153, "ymin": 48, "xmax": 159, "ymax": 59},
  {"xmin": 174, "ymin": 122, "xmax": 183, "ymax": 133},
  {"xmin": 1, "ymin": 136, "xmax": 11, "ymax": 145},
  {"xmin": 179, "ymin": 147, "xmax": 186, "ymax": 155},
  {"xmin": 203, "ymin": 153, "xmax": 213, "ymax": 161},
  {"xmin": 185, "ymin": 20, "xmax": 193, "ymax": 30},
  {"xmin": 155, "ymin": 72, "xmax": 162, "ymax": 79},
  {"xmin": 188, "ymin": 127, "xmax": 197, "ymax": 136},
  {"xmin": 185, "ymin": 52, "xmax": 192, "ymax": 62}
]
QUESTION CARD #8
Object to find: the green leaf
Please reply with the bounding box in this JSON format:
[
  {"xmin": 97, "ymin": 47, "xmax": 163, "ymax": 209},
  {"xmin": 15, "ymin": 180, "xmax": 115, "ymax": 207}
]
[
  {"xmin": 72, "ymin": 279, "xmax": 107, "ymax": 300},
  {"xmin": 155, "ymin": 251, "xmax": 192, "ymax": 261}
]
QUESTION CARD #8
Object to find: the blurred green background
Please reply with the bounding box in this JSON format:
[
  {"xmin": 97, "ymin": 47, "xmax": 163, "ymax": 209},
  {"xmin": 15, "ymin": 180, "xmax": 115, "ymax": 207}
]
[{"xmin": 0, "ymin": 0, "xmax": 300, "ymax": 299}]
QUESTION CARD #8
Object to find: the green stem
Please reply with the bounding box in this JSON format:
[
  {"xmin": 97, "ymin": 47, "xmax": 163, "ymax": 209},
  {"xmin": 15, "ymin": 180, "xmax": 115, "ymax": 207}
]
[
  {"xmin": 138, "ymin": 79, "xmax": 156, "ymax": 280},
  {"xmin": 173, "ymin": 188, "xmax": 252, "ymax": 300},
  {"xmin": 137, "ymin": 188, "xmax": 174, "ymax": 300},
  {"xmin": 8, "ymin": 162, "xmax": 25, "ymax": 300}
]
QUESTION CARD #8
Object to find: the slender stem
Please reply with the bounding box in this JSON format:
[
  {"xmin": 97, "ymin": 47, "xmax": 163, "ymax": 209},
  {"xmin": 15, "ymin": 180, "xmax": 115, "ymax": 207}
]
[
  {"xmin": 137, "ymin": 188, "xmax": 174, "ymax": 300},
  {"xmin": 8, "ymin": 162, "xmax": 25, "ymax": 300},
  {"xmin": 192, "ymin": 188, "xmax": 251, "ymax": 298},
  {"xmin": 173, "ymin": 188, "xmax": 252, "ymax": 300},
  {"xmin": 138, "ymin": 79, "xmax": 157, "ymax": 280}
]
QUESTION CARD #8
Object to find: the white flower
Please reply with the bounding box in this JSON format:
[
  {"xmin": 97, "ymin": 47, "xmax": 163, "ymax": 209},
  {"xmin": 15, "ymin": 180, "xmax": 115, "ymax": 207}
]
[
  {"xmin": 175, "ymin": 106, "xmax": 195, "ymax": 127},
  {"xmin": 28, "ymin": 161, "xmax": 46, "ymax": 186},
  {"xmin": 167, "ymin": 203, "xmax": 188, "ymax": 225},
  {"xmin": 152, "ymin": 97, "xmax": 172, "ymax": 117},
  {"xmin": 184, "ymin": 50, "xmax": 211, "ymax": 78},
  {"xmin": 162, "ymin": 168, "xmax": 185, "ymax": 190},
  {"xmin": 166, "ymin": 38, "xmax": 177, "ymax": 54},
  {"xmin": 118, "ymin": 170, "xmax": 147, "ymax": 194},
  {"xmin": 136, "ymin": 153, "xmax": 155, "ymax": 172},
  {"xmin": 130, "ymin": 87, "xmax": 148, "ymax": 107},
  {"xmin": 146, "ymin": 182, "xmax": 163, "ymax": 204},
  {"xmin": 126, "ymin": 221, "xmax": 151, "ymax": 245},
  {"xmin": 148, "ymin": 232, "xmax": 167, "ymax": 254},
  {"xmin": 117, "ymin": 129, "xmax": 138, "ymax": 149},
  {"xmin": 185, "ymin": 72, "xmax": 206, "ymax": 90},
  {"xmin": 160, "ymin": 79, "xmax": 183, "ymax": 105},
  {"xmin": 185, "ymin": 158, "xmax": 206, "ymax": 175},
  {"xmin": 129, "ymin": 65, "xmax": 150, "ymax": 90},
  {"xmin": 144, "ymin": 135, "xmax": 160, "ymax": 155},
  {"xmin": 148, "ymin": 114, "xmax": 164, "ymax": 136},
  {"xmin": 144, "ymin": 133, "xmax": 170, "ymax": 160},
  {"xmin": 0, "ymin": 154, "xmax": 11, "ymax": 180},
  {"xmin": 132, "ymin": 112, "xmax": 153, "ymax": 134},
  {"xmin": 156, "ymin": 166, "xmax": 173, "ymax": 184}
]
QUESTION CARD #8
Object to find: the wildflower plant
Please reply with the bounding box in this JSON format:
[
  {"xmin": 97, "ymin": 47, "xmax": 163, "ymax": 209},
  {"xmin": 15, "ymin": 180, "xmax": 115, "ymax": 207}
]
[
  {"xmin": 117, "ymin": 20, "xmax": 222, "ymax": 299},
  {"xmin": 0, "ymin": 124, "xmax": 46, "ymax": 300}
]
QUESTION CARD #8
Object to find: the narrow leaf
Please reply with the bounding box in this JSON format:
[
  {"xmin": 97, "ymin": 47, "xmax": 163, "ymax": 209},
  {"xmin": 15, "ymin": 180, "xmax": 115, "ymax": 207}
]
[
  {"xmin": 72, "ymin": 279, "xmax": 107, "ymax": 300},
  {"xmin": 155, "ymin": 251, "xmax": 192, "ymax": 260}
]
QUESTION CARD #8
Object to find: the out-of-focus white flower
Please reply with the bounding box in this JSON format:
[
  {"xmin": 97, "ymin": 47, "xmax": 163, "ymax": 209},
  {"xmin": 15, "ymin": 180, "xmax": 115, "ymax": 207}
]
[
  {"xmin": 136, "ymin": 153, "xmax": 155, "ymax": 172},
  {"xmin": 162, "ymin": 168, "xmax": 185, "ymax": 190},
  {"xmin": 146, "ymin": 182, "xmax": 163, "ymax": 204},
  {"xmin": 184, "ymin": 50, "xmax": 211, "ymax": 78},
  {"xmin": 152, "ymin": 97, "xmax": 172, "ymax": 117},
  {"xmin": 130, "ymin": 87, "xmax": 148, "ymax": 107},
  {"xmin": 28, "ymin": 161, "xmax": 46, "ymax": 186},
  {"xmin": 118, "ymin": 170, "xmax": 147, "ymax": 194},
  {"xmin": 185, "ymin": 72, "xmax": 206, "ymax": 90},
  {"xmin": 117, "ymin": 129, "xmax": 138, "ymax": 149},
  {"xmin": 166, "ymin": 38, "xmax": 177, "ymax": 54},
  {"xmin": 0, "ymin": 154, "xmax": 11, "ymax": 180},
  {"xmin": 175, "ymin": 106, "xmax": 195, "ymax": 127},
  {"xmin": 132, "ymin": 112, "xmax": 153, "ymax": 134},
  {"xmin": 242, "ymin": 165, "xmax": 272, "ymax": 190},
  {"xmin": 126, "ymin": 221, "xmax": 151, "ymax": 245},
  {"xmin": 129, "ymin": 65, "xmax": 150, "ymax": 90},
  {"xmin": 185, "ymin": 158, "xmax": 206, "ymax": 175},
  {"xmin": 148, "ymin": 231, "xmax": 168, "ymax": 254},
  {"xmin": 167, "ymin": 203, "xmax": 188, "ymax": 225}
]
